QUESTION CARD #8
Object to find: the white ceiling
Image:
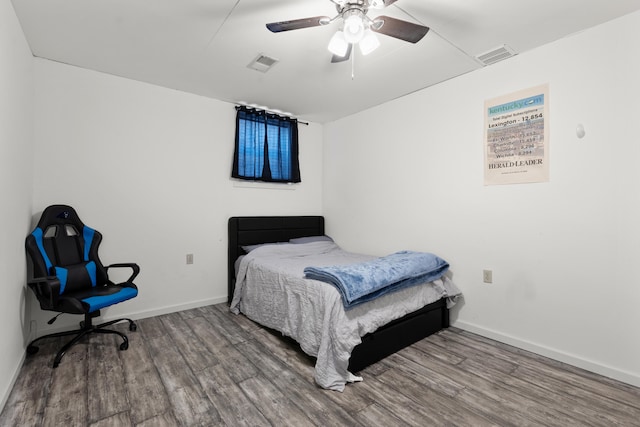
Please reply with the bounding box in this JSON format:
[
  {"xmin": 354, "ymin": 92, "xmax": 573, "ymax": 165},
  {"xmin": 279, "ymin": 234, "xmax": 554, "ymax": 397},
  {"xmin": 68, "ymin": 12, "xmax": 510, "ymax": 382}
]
[{"xmin": 11, "ymin": 0, "xmax": 640, "ymax": 123}]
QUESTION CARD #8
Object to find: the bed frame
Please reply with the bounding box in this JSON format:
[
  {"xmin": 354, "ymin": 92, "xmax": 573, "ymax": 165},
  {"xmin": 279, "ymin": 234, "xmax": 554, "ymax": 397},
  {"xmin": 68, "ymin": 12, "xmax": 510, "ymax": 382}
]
[{"xmin": 228, "ymin": 216, "xmax": 449, "ymax": 373}]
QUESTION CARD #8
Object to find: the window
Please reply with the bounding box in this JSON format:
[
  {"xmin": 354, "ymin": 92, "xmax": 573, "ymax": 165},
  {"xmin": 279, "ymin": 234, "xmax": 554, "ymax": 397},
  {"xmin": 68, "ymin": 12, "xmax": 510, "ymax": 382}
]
[{"xmin": 232, "ymin": 106, "xmax": 301, "ymax": 183}]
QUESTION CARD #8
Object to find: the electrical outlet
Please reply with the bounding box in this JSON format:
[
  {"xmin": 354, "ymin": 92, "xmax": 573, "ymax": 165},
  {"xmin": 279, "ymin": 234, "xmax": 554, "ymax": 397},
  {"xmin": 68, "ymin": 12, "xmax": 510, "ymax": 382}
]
[
  {"xmin": 483, "ymin": 269, "xmax": 493, "ymax": 283},
  {"xmin": 186, "ymin": 253, "xmax": 194, "ymax": 265}
]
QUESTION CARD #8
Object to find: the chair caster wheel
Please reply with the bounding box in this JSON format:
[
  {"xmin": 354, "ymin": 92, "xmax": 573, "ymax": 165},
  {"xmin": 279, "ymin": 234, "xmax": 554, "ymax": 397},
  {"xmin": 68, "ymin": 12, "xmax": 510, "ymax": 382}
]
[
  {"xmin": 120, "ymin": 342, "xmax": 129, "ymax": 351},
  {"xmin": 27, "ymin": 345, "xmax": 39, "ymax": 355},
  {"xmin": 129, "ymin": 322, "xmax": 137, "ymax": 332}
]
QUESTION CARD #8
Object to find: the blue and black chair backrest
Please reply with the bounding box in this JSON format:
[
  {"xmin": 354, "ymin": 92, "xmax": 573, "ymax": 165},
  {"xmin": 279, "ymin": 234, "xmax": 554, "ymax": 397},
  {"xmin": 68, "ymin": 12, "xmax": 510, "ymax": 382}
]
[{"xmin": 25, "ymin": 205, "xmax": 131, "ymax": 314}]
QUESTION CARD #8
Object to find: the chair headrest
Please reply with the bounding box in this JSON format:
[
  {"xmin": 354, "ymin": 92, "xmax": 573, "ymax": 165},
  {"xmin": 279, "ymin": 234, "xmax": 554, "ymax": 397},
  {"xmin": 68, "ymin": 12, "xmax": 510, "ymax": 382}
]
[{"xmin": 36, "ymin": 205, "xmax": 85, "ymax": 229}]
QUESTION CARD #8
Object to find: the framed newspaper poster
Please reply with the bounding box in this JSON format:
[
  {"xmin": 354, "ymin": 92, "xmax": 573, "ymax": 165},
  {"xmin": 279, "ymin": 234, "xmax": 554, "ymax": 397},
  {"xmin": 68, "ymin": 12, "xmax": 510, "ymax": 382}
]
[{"xmin": 484, "ymin": 84, "xmax": 549, "ymax": 185}]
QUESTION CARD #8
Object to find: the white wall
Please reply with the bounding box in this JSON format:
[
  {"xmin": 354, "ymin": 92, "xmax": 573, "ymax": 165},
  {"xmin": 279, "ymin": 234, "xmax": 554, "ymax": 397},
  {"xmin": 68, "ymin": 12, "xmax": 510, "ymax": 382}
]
[
  {"xmin": 324, "ymin": 11, "xmax": 640, "ymax": 387},
  {"xmin": 32, "ymin": 59, "xmax": 323, "ymax": 334},
  {"xmin": 0, "ymin": 1, "xmax": 35, "ymax": 411}
]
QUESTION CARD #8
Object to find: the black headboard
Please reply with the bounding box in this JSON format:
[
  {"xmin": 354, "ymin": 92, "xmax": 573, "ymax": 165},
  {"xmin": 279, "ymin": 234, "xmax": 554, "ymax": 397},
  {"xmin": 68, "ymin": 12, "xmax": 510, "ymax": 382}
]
[{"xmin": 227, "ymin": 216, "xmax": 325, "ymax": 303}]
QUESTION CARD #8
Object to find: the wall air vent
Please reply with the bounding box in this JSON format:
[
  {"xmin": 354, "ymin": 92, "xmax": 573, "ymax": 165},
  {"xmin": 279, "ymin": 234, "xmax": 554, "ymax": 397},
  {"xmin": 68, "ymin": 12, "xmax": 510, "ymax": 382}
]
[
  {"xmin": 475, "ymin": 44, "xmax": 517, "ymax": 66},
  {"xmin": 247, "ymin": 54, "xmax": 279, "ymax": 73}
]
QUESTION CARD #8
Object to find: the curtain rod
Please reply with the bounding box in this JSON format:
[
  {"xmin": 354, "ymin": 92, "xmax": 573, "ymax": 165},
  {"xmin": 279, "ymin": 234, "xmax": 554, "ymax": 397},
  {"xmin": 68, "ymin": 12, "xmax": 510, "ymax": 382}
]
[{"xmin": 235, "ymin": 105, "xmax": 309, "ymax": 126}]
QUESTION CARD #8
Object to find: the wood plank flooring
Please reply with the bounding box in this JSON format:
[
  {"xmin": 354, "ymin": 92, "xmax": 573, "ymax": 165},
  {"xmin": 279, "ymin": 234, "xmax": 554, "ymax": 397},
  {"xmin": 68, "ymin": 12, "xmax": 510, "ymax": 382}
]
[{"xmin": 1, "ymin": 303, "xmax": 639, "ymax": 426}]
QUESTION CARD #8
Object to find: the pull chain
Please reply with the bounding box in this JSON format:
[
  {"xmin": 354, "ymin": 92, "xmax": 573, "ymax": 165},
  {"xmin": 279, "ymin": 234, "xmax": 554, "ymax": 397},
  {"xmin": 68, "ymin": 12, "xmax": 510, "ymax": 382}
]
[{"xmin": 351, "ymin": 45, "xmax": 355, "ymax": 80}]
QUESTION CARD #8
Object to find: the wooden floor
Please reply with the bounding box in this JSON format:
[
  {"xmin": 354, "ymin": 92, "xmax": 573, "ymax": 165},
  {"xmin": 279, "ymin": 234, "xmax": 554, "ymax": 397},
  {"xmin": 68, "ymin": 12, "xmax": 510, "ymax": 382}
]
[{"xmin": 1, "ymin": 303, "xmax": 639, "ymax": 426}]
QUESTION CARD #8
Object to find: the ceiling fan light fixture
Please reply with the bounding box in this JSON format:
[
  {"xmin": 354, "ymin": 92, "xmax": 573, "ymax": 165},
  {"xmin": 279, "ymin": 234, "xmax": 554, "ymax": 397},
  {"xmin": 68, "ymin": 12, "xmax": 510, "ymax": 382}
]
[
  {"xmin": 359, "ymin": 30, "xmax": 380, "ymax": 55},
  {"xmin": 328, "ymin": 31, "xmax": 349, "ymax": 57},
  {"xmin": 343, "ymin": 11, "xmax": 366, "ymax": 43}
]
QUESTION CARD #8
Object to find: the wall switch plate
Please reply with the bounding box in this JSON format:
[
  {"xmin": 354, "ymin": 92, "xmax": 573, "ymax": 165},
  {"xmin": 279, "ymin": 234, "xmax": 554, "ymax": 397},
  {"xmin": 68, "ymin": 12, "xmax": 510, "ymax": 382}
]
[
  {"xmin": 483, "ymin": 269, "xmax": 493, "ymax": 283},
  {"xmin": 186, "ymin": 253, "xmax": 194, "ymax": 264}
]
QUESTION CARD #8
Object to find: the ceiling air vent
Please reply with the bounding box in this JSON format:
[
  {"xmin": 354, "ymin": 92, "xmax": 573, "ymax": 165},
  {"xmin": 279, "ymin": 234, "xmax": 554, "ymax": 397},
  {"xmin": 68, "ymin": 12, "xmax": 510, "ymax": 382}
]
[
  {"xmin": 475, "ymin": 44, "xmax": 516, "ymax": 66},
  {"xmin": 247, "ymin": 54, "xmax": 279, "ymax": 73}
]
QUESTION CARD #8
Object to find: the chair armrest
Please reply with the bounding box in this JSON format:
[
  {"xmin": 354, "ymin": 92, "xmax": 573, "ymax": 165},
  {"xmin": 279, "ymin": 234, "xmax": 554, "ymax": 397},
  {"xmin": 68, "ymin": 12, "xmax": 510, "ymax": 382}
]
[
  {"xmin": 27, "ymin": 276, "xmax": 60, "ymax": 309},
  {"xmin": 105, "ymin": 263, "xmax": 140, "ymax": 283}
]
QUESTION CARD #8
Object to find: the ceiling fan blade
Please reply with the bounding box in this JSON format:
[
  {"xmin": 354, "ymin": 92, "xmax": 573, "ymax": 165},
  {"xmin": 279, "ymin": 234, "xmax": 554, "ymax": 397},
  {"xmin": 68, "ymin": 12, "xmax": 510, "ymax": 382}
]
[
  {"xmin": 371, "ymin": 15, "xmax": 429, "ymax": 43},
  {"xmin": 331, "ymin": 44, "xmax": 352, "ymax": 63},
  {"xmin": 266, "ymin": 16, "xmax": 330, "ymax": 33}
]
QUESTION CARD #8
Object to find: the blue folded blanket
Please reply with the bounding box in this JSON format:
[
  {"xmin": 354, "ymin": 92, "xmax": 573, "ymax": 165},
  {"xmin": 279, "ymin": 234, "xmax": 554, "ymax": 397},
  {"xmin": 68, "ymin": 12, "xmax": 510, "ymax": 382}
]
[{"xmin": 304, "ymin": 251, "xmax": 449, "ymax": 309}]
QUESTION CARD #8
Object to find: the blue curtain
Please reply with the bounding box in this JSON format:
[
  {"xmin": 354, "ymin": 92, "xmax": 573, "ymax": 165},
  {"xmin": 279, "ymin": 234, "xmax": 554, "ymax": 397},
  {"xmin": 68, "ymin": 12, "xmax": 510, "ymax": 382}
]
[{"xmin": 232, "ymin": 106, "xmax": 301, "ymax": 183}]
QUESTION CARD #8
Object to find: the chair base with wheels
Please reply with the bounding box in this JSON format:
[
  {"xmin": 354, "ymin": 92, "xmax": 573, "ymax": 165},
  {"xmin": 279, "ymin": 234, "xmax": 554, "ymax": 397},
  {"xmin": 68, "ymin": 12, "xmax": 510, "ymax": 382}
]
[{"xmin": 27, "ymin": 311, "xmax": 137, "ymax": 368}]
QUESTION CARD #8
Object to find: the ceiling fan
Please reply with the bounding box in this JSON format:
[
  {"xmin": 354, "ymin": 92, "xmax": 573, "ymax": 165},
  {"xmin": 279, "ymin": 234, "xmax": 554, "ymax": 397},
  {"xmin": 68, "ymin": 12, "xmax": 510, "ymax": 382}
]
[{"xmin": 266, "ymin": 0, "xmax": 429, "ymax": 62}]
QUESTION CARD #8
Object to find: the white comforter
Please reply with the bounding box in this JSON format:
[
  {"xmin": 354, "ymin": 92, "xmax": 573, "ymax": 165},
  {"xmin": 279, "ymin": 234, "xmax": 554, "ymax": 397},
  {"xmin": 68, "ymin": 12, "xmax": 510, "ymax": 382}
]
[{"xmin": 229, "ymin": 241, "xmax": 461, "ymax": 391}]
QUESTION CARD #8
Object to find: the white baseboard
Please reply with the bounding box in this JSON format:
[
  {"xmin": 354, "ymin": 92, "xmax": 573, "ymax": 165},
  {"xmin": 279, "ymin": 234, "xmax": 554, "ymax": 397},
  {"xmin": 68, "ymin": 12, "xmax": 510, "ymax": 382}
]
[
  {"xmin": 453, "ymin": 320, "xmax": 640, "ymax": 388},
  {"xmin": 0, "ymin": 352, "xmax": 26, "ymax": 416},
  {"xmin": 124, "ymin": 296, "xmax": 228, "ymax": 321},
  {"xmin": 29, "ymin": 296, "xmax": 227, "ymax": 339}
]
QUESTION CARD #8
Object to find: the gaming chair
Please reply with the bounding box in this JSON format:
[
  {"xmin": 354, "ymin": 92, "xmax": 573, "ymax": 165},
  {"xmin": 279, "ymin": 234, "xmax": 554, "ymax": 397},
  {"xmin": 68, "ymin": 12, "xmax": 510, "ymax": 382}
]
[{"xmin": 25, "ymin": 204, "xmax": 139, "ymax": 367}]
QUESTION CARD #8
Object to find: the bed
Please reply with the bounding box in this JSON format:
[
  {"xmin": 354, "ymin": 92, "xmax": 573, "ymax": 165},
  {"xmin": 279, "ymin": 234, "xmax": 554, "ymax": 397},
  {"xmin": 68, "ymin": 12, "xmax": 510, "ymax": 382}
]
[{"xmin": 228, "ymin": 216, "xmax": 460, "ymax": 391}]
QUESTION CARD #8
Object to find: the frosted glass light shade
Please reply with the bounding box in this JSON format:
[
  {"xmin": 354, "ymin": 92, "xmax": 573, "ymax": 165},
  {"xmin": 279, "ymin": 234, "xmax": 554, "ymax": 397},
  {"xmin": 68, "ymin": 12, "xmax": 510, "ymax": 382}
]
[
  {"xmin": 359, "ymin": 30, "xmax": 380, "ymax": 55},
  {"xmin": 343, "ymin": 14, "xmax": 365, "ymax": 43},
  {"xmin": 328, "ymin": 31, "xmax": 349, "ymax": 57}
]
